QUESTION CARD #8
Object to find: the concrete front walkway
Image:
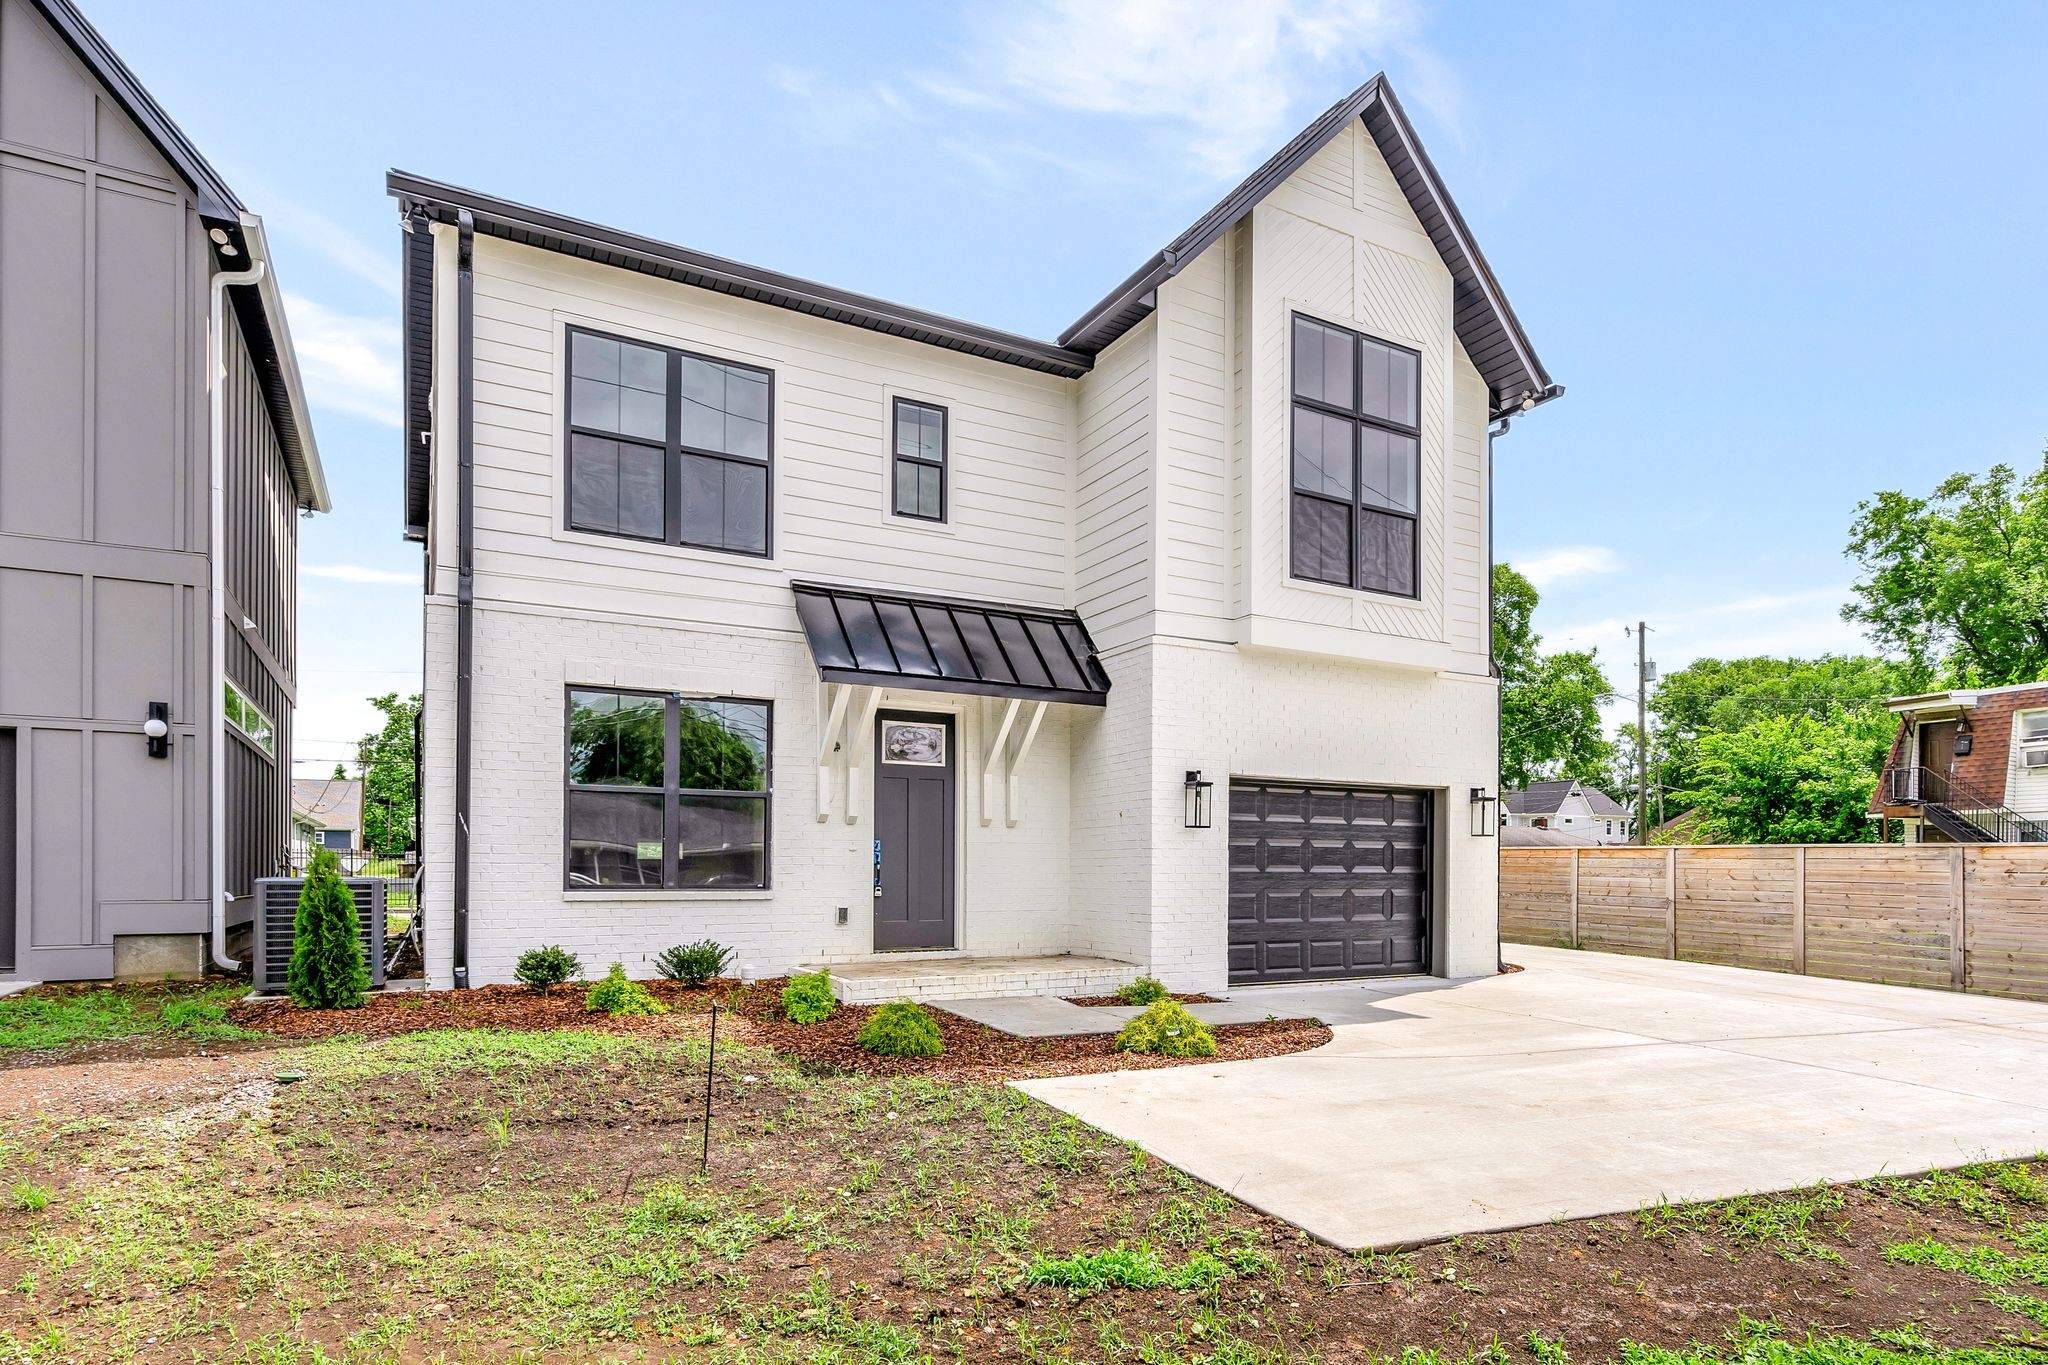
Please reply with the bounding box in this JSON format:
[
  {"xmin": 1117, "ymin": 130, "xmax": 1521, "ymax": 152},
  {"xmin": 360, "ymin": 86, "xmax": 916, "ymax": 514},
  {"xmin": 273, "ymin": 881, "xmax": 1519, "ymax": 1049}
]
[{"xmin": 1016, "ymin": 946, "xmax": 2048, "ymax": 1250}]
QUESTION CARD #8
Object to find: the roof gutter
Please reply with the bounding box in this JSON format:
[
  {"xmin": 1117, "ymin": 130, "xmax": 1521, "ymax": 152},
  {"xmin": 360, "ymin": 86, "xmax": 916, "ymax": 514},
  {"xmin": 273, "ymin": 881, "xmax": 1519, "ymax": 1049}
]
[{"xmin": 236, "ymin": 214, "xmax": 331, "ymax": 512}]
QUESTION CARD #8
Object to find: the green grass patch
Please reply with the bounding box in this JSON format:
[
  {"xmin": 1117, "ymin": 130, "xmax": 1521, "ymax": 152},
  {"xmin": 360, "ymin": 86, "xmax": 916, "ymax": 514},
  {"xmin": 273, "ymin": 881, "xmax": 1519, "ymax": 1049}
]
[
  {"xmin": 1608, "ymin": 1315, "xmax": 2048, "ymax": 1365},
  {"xmin": 1638, "ymin": 1185, "xmax": 1849, "ymax": 1262},
  {"xmin": 0, "ymin": 982, "xmax": 257, "ymax": 1054},
  {"xmin": 1022, "ymin": 1240, "xmax": 1269, "ymax": 1293}
]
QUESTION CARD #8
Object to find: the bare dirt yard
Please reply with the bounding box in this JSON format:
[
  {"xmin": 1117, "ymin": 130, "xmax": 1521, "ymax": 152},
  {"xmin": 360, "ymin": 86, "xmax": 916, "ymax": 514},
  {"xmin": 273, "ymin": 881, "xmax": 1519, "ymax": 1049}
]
[{"xmin": 1, "ymin": 980, "xmax": 2045, "ymax": 1363}]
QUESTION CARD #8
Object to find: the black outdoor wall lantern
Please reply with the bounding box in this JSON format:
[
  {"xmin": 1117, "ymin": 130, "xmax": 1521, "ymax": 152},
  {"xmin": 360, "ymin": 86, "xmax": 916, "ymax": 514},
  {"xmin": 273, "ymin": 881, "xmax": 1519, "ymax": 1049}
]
[
  {"xmin": 1955, "ymin": 721, "xmax": 1973, "ymax": 757},
  {"xmin": 1470, "ymin": 787, "xmax": 1498, "ymax": 837},
  {"xmin": 1183, "ymin": 770, "xmax": 1213, "ymax": 829},
  {"xmin": 144, "ymin": 701, "xmax": 171, "ymax": 759}
]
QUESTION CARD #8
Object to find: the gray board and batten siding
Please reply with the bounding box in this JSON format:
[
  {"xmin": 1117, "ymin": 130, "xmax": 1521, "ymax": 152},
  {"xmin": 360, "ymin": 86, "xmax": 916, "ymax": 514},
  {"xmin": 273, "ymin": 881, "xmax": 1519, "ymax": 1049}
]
[{"xmin": 0, "ymin": 0, "xmax": 323, "ymax": 978}]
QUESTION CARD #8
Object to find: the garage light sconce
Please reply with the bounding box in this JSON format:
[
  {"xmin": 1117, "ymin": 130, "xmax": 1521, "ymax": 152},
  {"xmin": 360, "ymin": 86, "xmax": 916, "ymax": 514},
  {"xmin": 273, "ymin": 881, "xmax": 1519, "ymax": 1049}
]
[
  {"xmin": 1183, "ymin": 771, "xmax": 1213, "ymax": 829},
  {"xmin": 1470, "ymin": 787, "xmax": 1497, "ymax": 837},
  {"xmin": 144, "ymin": 701, "xmax": 172, "ymax": 759}
]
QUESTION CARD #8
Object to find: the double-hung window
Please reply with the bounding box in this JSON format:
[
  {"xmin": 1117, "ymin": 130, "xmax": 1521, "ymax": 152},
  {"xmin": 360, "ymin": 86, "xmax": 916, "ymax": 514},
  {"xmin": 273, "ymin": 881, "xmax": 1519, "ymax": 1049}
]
[
  {"xmin": 564, "ymin": 687, "xmax": 771, "ymax": 890},
  {"xmin": 566, "ymin": 327, "xmax": 772, "ymax": 556},
  {"xmin": 891, "ymin": 397, "xmax": 947, "ymax": 521},
  {"xmin": 1289, "ymin": 314, "xmax": 1421, "ymax": 598}
]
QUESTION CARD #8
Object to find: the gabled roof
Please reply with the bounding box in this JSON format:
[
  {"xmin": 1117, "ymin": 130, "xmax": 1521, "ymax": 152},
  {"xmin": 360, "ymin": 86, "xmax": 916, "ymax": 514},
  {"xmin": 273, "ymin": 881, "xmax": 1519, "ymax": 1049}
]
[
  {"xmin": 291, "ymin": 778, "xmax": 361, "ymax": 830},
  {"xmin": 1580, "ymin": 786, "xmax": 1630, "ymax": 818},
  {"xmin": 1504, "ymin": 780, "xmax": 1576, "ymax": 815},
  {"xmin": 1058, "ymin": 75, "xmax": 1558, "ymax": 420},
  {"xmin": 30, "ymin": 0, "xmax": 327, "ymax": 513}
]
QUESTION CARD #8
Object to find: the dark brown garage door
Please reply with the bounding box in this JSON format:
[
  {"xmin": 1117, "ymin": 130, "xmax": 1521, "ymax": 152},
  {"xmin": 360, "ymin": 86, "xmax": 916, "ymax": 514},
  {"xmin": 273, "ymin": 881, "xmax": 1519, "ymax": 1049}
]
[{"xmin": 1228, "ymin": 781, "xmax": 1431, "ymax": 984}]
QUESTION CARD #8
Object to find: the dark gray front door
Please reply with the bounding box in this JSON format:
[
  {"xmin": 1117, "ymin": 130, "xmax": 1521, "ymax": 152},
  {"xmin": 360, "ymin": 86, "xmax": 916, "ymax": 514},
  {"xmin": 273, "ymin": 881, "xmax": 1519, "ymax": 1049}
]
[
  {"xmin": 874, "ymin": 713, "xmax": 955, "ymax": 950},
  {"xmin": 0, "ymin": 731, "xmax": 14, "ymax": 974},
  {"xmin": 1228, "ymin": 781, "xmax": 1430, "ymax": 983}
]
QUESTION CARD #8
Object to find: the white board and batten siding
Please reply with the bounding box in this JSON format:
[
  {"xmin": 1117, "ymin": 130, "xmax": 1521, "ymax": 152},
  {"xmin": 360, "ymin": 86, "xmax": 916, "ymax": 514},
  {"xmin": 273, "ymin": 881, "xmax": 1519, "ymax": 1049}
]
[
  {"xmin": 430, "ymin": 226, "xmax": 1075, "ymax": 632},
  {"xmin": 1131, "ymin": 121, "xmax": 1492, "ymax": 676}
]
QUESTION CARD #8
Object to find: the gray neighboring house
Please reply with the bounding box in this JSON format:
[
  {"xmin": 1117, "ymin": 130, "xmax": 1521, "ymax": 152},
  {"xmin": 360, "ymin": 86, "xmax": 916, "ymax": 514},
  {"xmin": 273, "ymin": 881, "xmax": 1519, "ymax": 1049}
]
[
  {"xmin": 291, "ymin": 779, "xmax": 362, "ymax": 854},
  {"xmin": 0, "ymin": 0, "xmax": 327, "ymax": 981}
]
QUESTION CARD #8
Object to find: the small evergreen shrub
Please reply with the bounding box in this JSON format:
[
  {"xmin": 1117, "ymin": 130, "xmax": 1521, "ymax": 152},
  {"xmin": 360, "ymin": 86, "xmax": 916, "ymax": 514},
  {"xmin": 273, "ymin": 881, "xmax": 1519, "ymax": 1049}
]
[
  {"xmin": 1114, "ymin": 975, "xmax": 1170, "ymax": 1006},
  {"xmin": 782, "ymin": 969, "xmax": 836, "ymax": 1024},
  {"xmin": 585, "ymin": 963, "xmax": 667, "ymax": 1016},
  {"xmin": 286, "ymin": 849, "xmax": 368, "ymax": 1010},
  {"xmin": 654, "ymin": 939, "xmax": 733, "ymax": 987},
  {"xmin": 856, "ymin": 1000, "xmax": 944, "ymax": 1057},
  {"xmin": 1115, "ymin": 1000, "xmax": 1216, "ymax": 1058},
  {"xmin": 514, "ymin": 944, "xmax": 582, "ymax": 991}
]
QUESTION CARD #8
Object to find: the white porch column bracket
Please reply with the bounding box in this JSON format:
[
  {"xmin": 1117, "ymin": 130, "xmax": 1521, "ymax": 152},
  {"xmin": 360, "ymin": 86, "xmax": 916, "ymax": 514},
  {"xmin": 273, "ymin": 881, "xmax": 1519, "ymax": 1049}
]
[
  {"xmin": 843, "ymin": 687, "xmax": 884, "ymax": 826},
  {"xmin": 981, "ymin": 697, "xmax": 1022, "ymax": 827},
  {"xmin": 814, "ymin": 683, "xmax": 850, "ymax": 823},
  {"xmin": 1005, "ymin": 701, "xmax": 1049, "ymax": 828}
]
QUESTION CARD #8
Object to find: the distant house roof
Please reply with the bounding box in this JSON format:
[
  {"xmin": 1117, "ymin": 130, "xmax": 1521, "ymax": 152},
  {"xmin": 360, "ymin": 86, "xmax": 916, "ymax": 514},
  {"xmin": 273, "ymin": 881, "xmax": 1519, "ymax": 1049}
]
[
  {"xmin": 1652, "ymin": 809, "xmax": 1712, "ymax": 845},
  {"xmin": 291, "ymin": 779, "xmax": 362, "ymax": 833},
  {"xmin": 1501, "ymin": 825, "xmax": 1602, "ymax": 848},
  {"xmin": 1505, "ymin": 780, "xmax": 1628, "ymax": 819},
  {"xmin": 29, "ymin": 0, "xmax": 327, "ymax": 514},
  {"xmin": 1504, "ymin": 781, "xmax": 1576, "ymax": 816}
]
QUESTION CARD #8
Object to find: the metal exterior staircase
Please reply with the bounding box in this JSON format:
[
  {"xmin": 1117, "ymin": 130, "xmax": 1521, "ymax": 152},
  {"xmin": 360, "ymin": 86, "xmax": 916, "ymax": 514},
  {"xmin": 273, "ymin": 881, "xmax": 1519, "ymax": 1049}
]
[{"xmin": 1883, "ymin": 766, "xmax": 2048, "ymax": 844}]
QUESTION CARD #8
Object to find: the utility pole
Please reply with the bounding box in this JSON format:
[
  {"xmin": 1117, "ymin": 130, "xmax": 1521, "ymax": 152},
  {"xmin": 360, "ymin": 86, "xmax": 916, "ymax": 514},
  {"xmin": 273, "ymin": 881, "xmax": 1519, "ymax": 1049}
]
[{"xmin": 1628, "ymin": 622, "xmax": 1654, "ymax": 845}]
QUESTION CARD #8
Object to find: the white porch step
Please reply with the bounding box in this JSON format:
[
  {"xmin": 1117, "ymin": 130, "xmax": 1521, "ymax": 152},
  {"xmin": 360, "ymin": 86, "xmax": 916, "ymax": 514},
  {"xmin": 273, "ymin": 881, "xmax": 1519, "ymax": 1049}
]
[{"xmin": 797, "ymin": 953, "xmax": 1138, "ymax": 1005}]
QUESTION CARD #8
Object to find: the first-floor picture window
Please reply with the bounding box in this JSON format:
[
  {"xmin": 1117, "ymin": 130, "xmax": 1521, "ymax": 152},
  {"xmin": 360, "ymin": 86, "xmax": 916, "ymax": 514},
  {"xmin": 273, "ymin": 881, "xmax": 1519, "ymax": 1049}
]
[{"xmin": 564, "ymin": 687, "xmax": 770, "ymax": 890}]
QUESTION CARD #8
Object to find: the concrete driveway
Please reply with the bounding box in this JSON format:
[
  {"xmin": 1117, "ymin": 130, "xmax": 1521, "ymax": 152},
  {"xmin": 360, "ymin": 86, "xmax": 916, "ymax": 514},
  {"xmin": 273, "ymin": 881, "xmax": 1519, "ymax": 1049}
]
[{"xmin": 1016, "ymin": 945, "xmax": 2048, "ymax": 1249}]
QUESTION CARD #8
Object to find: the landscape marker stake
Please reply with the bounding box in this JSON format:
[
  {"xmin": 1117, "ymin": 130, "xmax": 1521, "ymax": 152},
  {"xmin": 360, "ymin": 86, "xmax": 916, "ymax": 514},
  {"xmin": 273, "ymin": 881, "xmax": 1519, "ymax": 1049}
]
[{"xmin": 701, "ymin": 1002, "xmax": 718, "ymax": 1172}]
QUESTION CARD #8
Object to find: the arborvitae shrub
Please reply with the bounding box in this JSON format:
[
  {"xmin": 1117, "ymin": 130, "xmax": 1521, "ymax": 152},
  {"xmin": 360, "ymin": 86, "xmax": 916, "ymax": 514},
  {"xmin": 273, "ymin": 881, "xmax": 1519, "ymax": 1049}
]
[{"xmin": 286, "ymin": 848, "xmax": 369, "ymax": 1010}]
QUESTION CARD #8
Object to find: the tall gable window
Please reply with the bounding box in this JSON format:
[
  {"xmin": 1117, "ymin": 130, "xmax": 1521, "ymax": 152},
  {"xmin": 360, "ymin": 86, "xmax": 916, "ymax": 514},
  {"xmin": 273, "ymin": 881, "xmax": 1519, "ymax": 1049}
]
[
  {"xmin": 1289, "ymin": 314, "xmax": 1420, "ymax": 598},
  {"xmin": 566, "ymin": 327, "xmax": 772, "ymax": 556},
  {"xmin": 891, "ymin": 397, "xmax": 947, "ymax": 522}
]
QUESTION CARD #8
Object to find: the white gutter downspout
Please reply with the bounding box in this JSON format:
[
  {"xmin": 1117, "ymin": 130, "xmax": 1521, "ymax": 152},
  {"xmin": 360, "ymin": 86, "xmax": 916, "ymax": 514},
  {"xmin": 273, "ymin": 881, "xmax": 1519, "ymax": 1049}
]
[{"xmin": 208, "ymin": 258, "xmax": 265, "ymax": 972}]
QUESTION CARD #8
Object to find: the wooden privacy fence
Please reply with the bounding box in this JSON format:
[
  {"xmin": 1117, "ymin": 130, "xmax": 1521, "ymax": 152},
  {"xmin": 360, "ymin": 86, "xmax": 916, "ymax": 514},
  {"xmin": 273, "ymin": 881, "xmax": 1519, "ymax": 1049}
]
[{"xmin": 1500, "ymin": 844, "xmax": 2048, "ymax": 1002}]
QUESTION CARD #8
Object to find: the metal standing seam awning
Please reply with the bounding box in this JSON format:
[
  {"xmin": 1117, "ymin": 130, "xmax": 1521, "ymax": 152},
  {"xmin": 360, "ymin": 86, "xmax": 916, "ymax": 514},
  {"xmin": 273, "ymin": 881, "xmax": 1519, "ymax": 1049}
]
[{"xmin": 793, "ymin": 581, "xmax": 1111, "ymax": 827}]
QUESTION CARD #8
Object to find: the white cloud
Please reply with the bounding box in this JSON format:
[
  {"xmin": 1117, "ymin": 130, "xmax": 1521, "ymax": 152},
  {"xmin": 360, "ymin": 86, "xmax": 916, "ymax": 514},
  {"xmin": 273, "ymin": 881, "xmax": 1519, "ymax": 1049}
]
[
  {"xmin": 965, "ymin": 0, "xmax": 1428, "ymax": 175},
  {"xmin": 1512, "ymin": 545, "xmax": 1622, "ymax": 588},
  {"xmin": 304, "ymin": 564, "xmax": 417, "ymax": 585},
  {"xmin": 1552, "ymin": 587, "xmax": 1869, "ymax": 674},
  {"xmin": 283, "ymin": 293, "xmax": 400, "ymax": 427}
]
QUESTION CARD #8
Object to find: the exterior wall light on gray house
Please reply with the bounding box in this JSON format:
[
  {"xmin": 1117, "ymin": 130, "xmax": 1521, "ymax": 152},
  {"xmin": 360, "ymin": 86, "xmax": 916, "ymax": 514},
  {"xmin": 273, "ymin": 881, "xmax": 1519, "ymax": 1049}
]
[
  {"xmin": 1184, "ymin": 771, "xmax": 1214, "ymax": 829},
  {"xmin": 1470, "ymin": 787, "xmax": 1498, "ymax": 837},
  {"xmin": 144, "ymin": 702, "xmax": 172, "ymax": 759}
]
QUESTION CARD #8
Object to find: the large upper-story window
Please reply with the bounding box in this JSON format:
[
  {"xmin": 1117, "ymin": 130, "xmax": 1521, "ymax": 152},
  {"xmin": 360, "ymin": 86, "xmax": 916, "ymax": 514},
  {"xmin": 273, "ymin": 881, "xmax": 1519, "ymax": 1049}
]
[
  {"xmin": 566, "ymin": 327, "xmax": 772, "ymax": 556},
  {"xmin": 564, "ymin": 687, "xmax": 771, "ymax": 891},
  {"xmin": 1289, "ymin": 314, "xmax": 1420, "ymax": 598}
]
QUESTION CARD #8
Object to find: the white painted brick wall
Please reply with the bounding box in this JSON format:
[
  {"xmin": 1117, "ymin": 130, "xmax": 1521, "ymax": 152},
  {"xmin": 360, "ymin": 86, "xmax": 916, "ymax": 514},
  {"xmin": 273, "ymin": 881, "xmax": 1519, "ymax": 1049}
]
[
  {"xmin": 419, "ymin": 599, "xmax": 1074, "ymax": 987},
  {"xmin": 1067, "ymin": 636, "xmax": 1501, "ymax": 994}
]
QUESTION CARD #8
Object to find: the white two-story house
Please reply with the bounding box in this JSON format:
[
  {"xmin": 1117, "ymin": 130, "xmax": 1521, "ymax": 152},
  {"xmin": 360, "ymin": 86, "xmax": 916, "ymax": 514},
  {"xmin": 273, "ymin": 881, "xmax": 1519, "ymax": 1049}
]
[{"xmin": 389, "ymin": 76, "xmax": 1559, "ymax": 995}]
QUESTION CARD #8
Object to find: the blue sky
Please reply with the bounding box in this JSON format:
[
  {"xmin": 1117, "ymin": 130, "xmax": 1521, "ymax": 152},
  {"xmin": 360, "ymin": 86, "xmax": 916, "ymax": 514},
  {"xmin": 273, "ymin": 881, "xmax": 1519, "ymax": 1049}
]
[{"xmin": 76, "ymin": 0, "xmax": 2048, "ymax": 772}]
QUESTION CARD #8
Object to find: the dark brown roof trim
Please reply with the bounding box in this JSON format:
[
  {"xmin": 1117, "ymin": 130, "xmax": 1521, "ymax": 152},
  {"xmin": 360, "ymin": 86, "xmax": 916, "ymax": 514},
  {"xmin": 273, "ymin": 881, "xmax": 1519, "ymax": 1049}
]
[
  {"xmin": 387, "ymin": 172, "xmax": 1096, "ymax": 380},
  {"xmin": 1058, "ymin": 75, "xmax": 1559, "ymax": 420},
  {"xmin": 401, "ymin": 212, "xmax": 435, "ymax": 541}
]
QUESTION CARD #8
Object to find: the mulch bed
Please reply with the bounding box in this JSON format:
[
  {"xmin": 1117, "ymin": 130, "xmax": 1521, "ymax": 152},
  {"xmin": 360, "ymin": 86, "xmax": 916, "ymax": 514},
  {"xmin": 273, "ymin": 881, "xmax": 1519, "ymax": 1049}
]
[
  {"xmin": 1062, "ymin": 991, "xmax": 1217, "ymax": 1007},
  {"xmin": 226, "ymin": 978, "xmax": 1331, "ymax": 1082}
]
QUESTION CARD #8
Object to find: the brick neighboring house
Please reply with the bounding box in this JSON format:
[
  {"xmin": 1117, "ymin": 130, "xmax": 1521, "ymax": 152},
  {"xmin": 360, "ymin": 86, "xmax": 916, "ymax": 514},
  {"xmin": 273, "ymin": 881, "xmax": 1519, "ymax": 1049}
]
[
  {"xmin": 390, "ymin": 76, "xmax": 1563, "ymax": 994},
  {"xmin": 1871, "ymin": 682, "xmax": 2048, "ymax": 843},
  {"xmin": 1502, "ymin": 780, "xmax": 1632, "ymax": 843}
]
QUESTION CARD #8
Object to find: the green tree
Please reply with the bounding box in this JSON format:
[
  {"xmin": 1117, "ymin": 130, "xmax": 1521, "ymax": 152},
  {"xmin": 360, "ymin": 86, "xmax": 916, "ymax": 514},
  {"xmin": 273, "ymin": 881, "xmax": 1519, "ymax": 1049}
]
[
  {"xmin": 354, "ymin": 693, "xmax": 421, "ymax": 856},
  {"xmin": 1495, "ymin": 564, "xmax": 1616, "ymax": 789},
  {"xmin": 1646, "ymin": 655, "xmax": 1923, "ymax": 801},
  {"xmin": 1844, "ymin": 453, "xmax": 2048, "ymax": 685},
  {"xmin": 287, "ymin": 847, "xmax": 368, "ymax": 1009},
  {"xmin": 1670, "ymin": 709, "xmax": 1895, "ymax": 845}
]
